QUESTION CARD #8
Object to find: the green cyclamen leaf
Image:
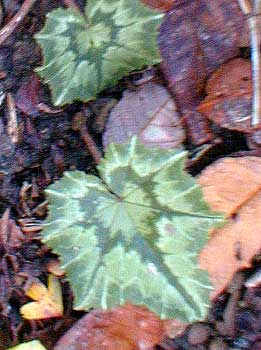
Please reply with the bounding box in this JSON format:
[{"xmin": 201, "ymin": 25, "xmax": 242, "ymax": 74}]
[
  {"xmin": 42, "ymin": 137, "xmax": 224, "ymax": 321},
  {"xmin": 35, "ymin": 0, "xmax": 163, "ymax": 106},
  {"xmin": 8, "ymin": 341, "xmax": 47, "ymax": 350}
]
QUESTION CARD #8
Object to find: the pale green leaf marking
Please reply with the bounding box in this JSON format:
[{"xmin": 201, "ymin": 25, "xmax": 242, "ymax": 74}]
[
  {"xmin": 35, "ymin": 0, "xmax": 163, "ymax": 105},
  {"xmin": 42, "ymin": 137, "xmax": 224, "ymax": 321}
]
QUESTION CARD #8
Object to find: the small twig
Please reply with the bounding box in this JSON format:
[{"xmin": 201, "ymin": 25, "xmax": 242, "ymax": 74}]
[
  {"xmin": 6, "ymin": 93, "xmax": 19, "ymax": 144},
  {"xmin": 253, "ymin": 0, "xmax": 261, "ymax": 13},
  {"xmin": 237, "ymin": 0, "xmax": 252, "ymax": 14},
  {"xmin": 72, "ymin": 112, "xmax": 102, "ymax": 164},
  {"xmin": 63, "ymin": 0, "xmax": 81, "ymax": 13},
  {"xmin": 0, "ymin": 0, "xmax": 37, "ymax": 46},
  {"xmin": 80, "ymin": 124, "xmax": 102, "ymax": 164},
  {"xmin": 238, "ymin": 0, "xmax": 261, "ymax": 126},
  {"xmin": 249, "ymin": 12, "xmax": 261, "ymax": 126}
]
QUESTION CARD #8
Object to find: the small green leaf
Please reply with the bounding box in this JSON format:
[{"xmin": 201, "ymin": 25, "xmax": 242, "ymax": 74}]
[
  {"xmin": 35, "ymin": 0, "xmax": 163, "ymax": 106},
  {"xmin": 42, "ymin": 137, "xmax": 224, "ymax": 321},
  {"xmin": 8, "ymin": 340, "xmax": 47, "ymax": 350}
]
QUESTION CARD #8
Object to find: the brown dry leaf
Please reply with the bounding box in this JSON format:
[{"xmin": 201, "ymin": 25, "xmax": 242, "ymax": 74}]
[
  {"xmin": 0, "ymin": 209, "xmax": 24, "ymax": 250},
  {"xmin": 20, "ymin": 274, "xmax": 63, "ymax": 319},
  {"xmin": 54, "ymin": 304, "xmax": 165, "ymax": 350},
  {"xmin": 103, "ymin": 82, "xmax": 185, "ymax": 149},
  {"xmin": 158, "ymin": 0, "xmax": 245, "ymax": 111},
  {"xmin": 197, "ymin": 58, "xmax": 255, "ymax": 133},
  {"xmin": 15, "ymin": 74, "xmax": 43, "ymax": 116},
  {"xmin": 198, "ymin": 157, "xmax": 261, "ymax": 299},
  {"xmin": 46, "ymin": 259, "xmax": 65, "ymax": 277},
  {"xmin": 141, "ymin": 0, "xmax": 175, "ymax": 11}
]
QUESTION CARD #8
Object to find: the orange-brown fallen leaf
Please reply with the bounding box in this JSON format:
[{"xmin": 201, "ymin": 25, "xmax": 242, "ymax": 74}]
[
  {"xmin": 198, "ymin": 157, "xmax": 261, "ymax": 299},
  {"xmin": 20, "ymin": 274, "xmax": 63, "ymax": 319},
  {"xmin": 54, "ymin": 304, "xmax": 165, "ymax": 350},
  {"xmin": 141, "ymin": 0, "xmax": 175, "ymax": 11},
  {"xmin": 197, "ymin": 59, "xmax": 254, "ymax": 134}
]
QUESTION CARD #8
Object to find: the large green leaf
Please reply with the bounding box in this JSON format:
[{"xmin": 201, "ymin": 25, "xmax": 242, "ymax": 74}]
[
  {"xmin": 42, "ymin": 137, "xmax": 224, "ymax": 321},
  {"xmin": 35, "ymin": 0, "xmax": 163, "ymax": 106}
]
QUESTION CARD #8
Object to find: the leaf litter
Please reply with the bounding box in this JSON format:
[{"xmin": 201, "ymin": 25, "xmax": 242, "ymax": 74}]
[{"xmin": 0, "ymin": 0, "xmax": 260, "ymax": 348}]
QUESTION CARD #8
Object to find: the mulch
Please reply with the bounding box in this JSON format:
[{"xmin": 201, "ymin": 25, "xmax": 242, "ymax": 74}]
[{"xmin": 0, "ymin": 1, "xmax": 260, "ymax": 349}]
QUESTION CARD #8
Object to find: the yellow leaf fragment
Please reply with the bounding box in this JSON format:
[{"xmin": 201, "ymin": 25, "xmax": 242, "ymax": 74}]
[
  {"xmin": 8, "ymin": 340, "xmax": 47, "ymax": 350},
  {"xmin": 20, "ymin": 274, "xmax": 63, "ymax": 319}
]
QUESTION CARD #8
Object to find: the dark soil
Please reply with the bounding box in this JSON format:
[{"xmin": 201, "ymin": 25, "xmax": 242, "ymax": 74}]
[{"xmin": 0, "ymin": 1, "xmax": 260, "ymax": 349}]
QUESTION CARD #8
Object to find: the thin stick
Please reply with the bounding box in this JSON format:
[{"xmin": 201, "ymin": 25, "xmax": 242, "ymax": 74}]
[
  {"xmin": 249, "ymin": 11, "xmax": 261, "ymax": 126},
  {"xmin": 80, "ymin": 124, "xmax": 102, "ymax": 164},
  {"xmin": 253, "ymin": 0, "xmax": 261, "ymax": 13},
  {"xmin": 73, "ymin": 112, "xmax": 103, "ymax": 164},
  {"xmin": 238, "ymin": 0, "xmax": 261, "ymax": 126},
  {"xmin": 0, "ymin": 0, "xmax": 37, "ymax": 46},
  {"xmin": 63, "ymin": 0, "xmax": 81, "ymax": 13},
  {"xmin": 6, "ymin": 93, "xmax": 19, "ymax": 144},
  {"xmin": 237, "ymin": 0, "xmax": 251, "ymax": 14}
]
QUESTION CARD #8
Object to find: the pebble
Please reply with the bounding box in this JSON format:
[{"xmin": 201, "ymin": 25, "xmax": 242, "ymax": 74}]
[
  {"xmin": 209, "ymin": 338, "xmax": 228, "ymax": 350},
  {"xmin": 188, "ymin": 324, "xmax": 210, "ymax": 345}
]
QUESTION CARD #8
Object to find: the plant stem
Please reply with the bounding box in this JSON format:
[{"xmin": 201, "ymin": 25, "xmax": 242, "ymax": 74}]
[{"xmin": 0, "ymin": 0, "xmax": 37, "ymax": 46}]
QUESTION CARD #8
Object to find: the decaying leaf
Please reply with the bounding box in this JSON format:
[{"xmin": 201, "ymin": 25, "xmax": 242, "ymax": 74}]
[
  {"xmin": 141, "ymin": 0, "xmax": 175, "ymax": 11},
  {"xmin": 103, "ymin": 82, "xmax": 185, "ymax": 149},
  {"xmin": 15, "ymin": 74, "xmax": 42, "ymax": 116},
  {"xmin": 47, "ymin": 259, "xmax": 65, "ymax": 277},
  {"xmin": 158, "ymin": 0, "xmax": 245, "ymax": 110},
  {"xmin": 0, "ymin": 209, "xmax": 24, "ymax": 250},
  {"xmin": 8, "ymin": 340, "xmax": 47, "ymax": 350},
  {"xmin": 54, "ymin": 304, "xmax": 164, "ymax": 350},
  {"xmin": 20, "ymin": 274, "xmax": 63, "ymax": 319},
  {"xmin": 198, "ymin": 157, "xmax": 261, "ymax": 299},
  {"xmin": 197, "ymin": 58, "xmax": 254, "ymax": 133},
  {"xmin": 35, "ymin": 0, "xmax": 163, "ymax": 105},
  {"xmin": 42, "ymin": 137, "xmax": 224, "ymax": 321}
]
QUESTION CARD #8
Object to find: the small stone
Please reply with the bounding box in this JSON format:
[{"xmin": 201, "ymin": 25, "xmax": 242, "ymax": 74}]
[
  {"xmin": 188, "ymin": 324, "xmax": 210, "ymax": 345},
  {"xmin": 209, "ymin": 338, "xmax": 228, "ymax": 350}
]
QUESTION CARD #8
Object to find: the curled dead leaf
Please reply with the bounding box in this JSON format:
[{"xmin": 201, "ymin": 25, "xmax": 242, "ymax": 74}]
[
  {"xmin": 103, "ymin": 82, "xmax": 185, "ymax": 149},
  {"xmin": 198, "ymin": 157, "xmax": 261, "ymax": 299},
  {"xmin": 197, "ymin": 59, "xmax": 255, "ymax": 133},
  {"xmin": 54, "ymin": 304, "xmax": 165, "ymax": 350},
  {"xmin": 158, "ymin": 0, "xmax": 244, "ymax": 110},
  {"xmin": 47, "ymin": 259, "xmax": 65, "ymax": 277},
  {"xmin": 0, "ymin": 208, "xmax": 24, "ymax": 249}
]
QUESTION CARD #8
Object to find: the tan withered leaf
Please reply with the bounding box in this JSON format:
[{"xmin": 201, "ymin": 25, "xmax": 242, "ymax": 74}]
[
  {"xmin": 197, "ymin": 59, "xmax": 254, "ymax": 133},
  {"xmin": 103, "ymin": 82, "xmax": 185, "ymax": 149},
  {"xmin": 198, "ymin": 157, "xmax": 261, "ymax": 299},
  {"xmin": 54, "ymin": 304, "xmax": 164, "ymax": 350}
]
